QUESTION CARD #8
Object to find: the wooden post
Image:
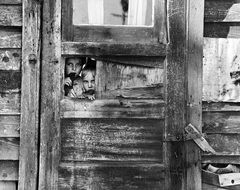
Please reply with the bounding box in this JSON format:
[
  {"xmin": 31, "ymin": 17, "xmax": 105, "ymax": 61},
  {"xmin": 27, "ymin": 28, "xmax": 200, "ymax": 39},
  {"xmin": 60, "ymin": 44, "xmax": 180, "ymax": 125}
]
[
  {"xmin": 38, "ymin": 0, "xmax": 61, "ymax": 189},
  {"xmin": 165, "ymin": 0, "xmax": 204, "ymax": 189},
  {"xmin": 19, "ymin": 0, "xmax": 41, "ymax": 190}
]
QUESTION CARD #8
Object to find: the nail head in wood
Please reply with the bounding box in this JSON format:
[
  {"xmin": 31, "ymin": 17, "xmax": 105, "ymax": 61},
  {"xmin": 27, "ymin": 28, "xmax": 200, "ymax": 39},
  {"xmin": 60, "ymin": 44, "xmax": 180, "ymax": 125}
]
[{"xmin": 28, "ymin": 54, "xmax": 37, "ymax": 65}]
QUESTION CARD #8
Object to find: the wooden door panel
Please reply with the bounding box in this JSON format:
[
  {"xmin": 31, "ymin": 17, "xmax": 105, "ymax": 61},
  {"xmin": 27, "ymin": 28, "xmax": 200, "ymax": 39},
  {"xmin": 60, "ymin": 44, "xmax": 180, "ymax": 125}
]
[
  {"xmin": 58, "ymin": 162, "xmax": 165, "ymax": 190},
  {"xmin": 61, "ymin": 118, "xmax": 163, "ymax": 162}
]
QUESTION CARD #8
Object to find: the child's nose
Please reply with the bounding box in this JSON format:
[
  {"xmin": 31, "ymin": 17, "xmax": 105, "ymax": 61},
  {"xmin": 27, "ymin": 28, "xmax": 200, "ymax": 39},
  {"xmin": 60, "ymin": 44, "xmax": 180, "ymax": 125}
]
[
  {"xmin": 72, "ymin": 64, "xmax": 76, "ymax": 71},
  {"xmin": 88, "ymin": 82, "xmax": 92, "ymax": 88}
]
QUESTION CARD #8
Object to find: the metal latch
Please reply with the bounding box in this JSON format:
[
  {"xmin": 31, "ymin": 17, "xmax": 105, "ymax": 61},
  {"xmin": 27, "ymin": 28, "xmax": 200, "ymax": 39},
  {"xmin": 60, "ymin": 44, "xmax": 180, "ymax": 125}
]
[{"xmin": 185, "ymin": 124, "xmax": 216, "ymax": 154}]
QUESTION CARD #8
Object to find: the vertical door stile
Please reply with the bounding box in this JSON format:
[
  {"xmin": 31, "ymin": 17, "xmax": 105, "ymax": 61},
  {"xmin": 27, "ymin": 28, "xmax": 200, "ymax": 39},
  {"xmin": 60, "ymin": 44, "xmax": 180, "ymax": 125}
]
[{"xmin": 19, "ymin": 0, "xmax": 42, "ymax": 190}]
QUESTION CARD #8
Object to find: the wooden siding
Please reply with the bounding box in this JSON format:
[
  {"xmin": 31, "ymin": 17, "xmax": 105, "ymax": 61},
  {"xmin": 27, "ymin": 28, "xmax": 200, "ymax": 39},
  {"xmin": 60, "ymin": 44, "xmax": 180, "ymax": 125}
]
[
  {"xmin": 0, "ymin": 1, "xmax": 22, "ymax": 190},
  {"xmin": 203, "ymin": 0, "xmax": 240, "ymax": 170}
]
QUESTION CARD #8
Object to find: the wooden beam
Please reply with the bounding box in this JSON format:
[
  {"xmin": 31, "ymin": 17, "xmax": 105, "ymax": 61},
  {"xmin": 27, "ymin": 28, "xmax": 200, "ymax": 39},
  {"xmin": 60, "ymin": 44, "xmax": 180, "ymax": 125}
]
[
  {"xmin": 0, "ymin": 5, "xmax": 22, "ymax": 26},
  {"xmin": 165, "ymin": 0, "xmax": 204, "ymax": 189},
  {"xmin": 0, "ymin": 182, "xmax": 17, "ymax": 190},
  {"xmin": 0, "ymin": 115, "xmax": 20, "ymax": 137},
  {"xmin": 62, "ymin": 42, "xmax": 167, "ymax": 57},
  {"xmin": 202, "ymin": 155, "xmax": 240, "ymax": 165},
  {"xmin": 61, "ymin": 98, "xmax": 165, "ymax": 119},
  {"xmin": 38, "ymin": 0, "xmax": 61, "ymax": 189},
  {"xmin": 18, "ymin": 0, "xmax": 41, "ymax": 190}
]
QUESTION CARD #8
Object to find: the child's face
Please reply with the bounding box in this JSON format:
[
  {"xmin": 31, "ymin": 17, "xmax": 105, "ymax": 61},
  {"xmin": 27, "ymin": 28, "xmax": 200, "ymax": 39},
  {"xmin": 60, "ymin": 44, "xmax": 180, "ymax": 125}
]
[
  {"xmin": 83, "ymin": 71, "xmax": 95, "ymax": 92},
  {"xmin": 65, "ymin": 58, "xmax": 82, "ymax": 76}
]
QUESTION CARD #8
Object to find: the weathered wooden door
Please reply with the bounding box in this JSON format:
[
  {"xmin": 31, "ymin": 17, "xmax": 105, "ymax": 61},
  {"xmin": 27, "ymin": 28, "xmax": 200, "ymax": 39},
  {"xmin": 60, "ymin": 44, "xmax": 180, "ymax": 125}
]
[{"xmin": 37, "ymin": 0, "xmax": 204, "ymax": 190}]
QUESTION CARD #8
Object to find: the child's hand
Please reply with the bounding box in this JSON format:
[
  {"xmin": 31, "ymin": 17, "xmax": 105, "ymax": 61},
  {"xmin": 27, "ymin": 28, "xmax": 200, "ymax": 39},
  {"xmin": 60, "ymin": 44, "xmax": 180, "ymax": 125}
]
[{"xmin": 64, "ymin": 77, "xmax": 72, "ymax": 86}]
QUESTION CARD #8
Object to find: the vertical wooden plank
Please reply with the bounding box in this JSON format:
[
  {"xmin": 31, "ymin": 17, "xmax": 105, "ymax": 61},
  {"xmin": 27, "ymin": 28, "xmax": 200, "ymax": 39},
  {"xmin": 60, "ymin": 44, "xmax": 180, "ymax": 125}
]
[
  {"xmin": 165, "ymin": 0, "xmax": 203, "ymax": 189},
  {"xmin": 39, "ymin": 0, "xmax": 61, "ymax": 189},
  {"xmin": 19, "ymin": 0, "xmax": 41, "ymax": 190},
  {"xmin": 186, "ymin": 0, "xmax": 204, "ymax": 189}
]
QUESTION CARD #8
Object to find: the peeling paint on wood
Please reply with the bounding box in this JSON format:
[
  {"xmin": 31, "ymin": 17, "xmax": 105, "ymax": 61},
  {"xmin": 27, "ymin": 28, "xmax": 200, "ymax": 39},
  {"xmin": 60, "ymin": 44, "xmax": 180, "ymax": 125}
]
[
  {"xmin": 0, "ymin": 93, "xmax": 20, "ymax": 113},
  {"xmin": 61, "ymin": 118, "xmax": 163, "ymax": 162},
  {"xmin": 203, "ymin": 38, "xmax": 240, "ymax": 102},
  {"xmin": 0, "ymin": 70, "xmax": 21, "ymax": 93}
]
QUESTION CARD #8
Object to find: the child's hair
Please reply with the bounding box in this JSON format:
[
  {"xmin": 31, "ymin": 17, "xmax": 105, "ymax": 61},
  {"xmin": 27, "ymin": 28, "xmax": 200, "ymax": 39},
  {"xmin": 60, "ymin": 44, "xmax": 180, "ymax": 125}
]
[{"xmin": 82, "ymin": 58, "xmax": 96, "ymax": 77}]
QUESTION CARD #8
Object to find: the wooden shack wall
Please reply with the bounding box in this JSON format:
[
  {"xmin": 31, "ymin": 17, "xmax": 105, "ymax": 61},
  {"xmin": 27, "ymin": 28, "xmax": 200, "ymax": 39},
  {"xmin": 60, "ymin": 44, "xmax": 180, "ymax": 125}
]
[
  {"xmin": 0, "ymin": 0, "xmax": 22, "ymax": 189},
  {"xmin": 203, "ymin": 0, "xmax": 240, "ymax": 165}
]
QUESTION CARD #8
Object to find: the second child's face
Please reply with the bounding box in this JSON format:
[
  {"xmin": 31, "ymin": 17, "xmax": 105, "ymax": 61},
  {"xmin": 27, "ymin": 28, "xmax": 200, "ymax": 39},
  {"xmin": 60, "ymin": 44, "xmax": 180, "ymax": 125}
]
[
  {"xmin": 65, "ymin": 58, "xmax": 82, "ymax": 76},
  {"xmin": 83, "ymin": 71, "xmax": 95, "ymax": 92}
]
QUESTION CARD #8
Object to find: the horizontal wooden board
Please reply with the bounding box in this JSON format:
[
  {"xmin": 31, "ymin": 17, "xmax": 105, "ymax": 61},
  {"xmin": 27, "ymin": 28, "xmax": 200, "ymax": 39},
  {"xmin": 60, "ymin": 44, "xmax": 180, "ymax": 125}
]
[
  {"xmin": 0, "ymin": 5, "xmax": 22, "ymax": 26},
  {"xmin": 205, "ymin": 1, "xmax": 240, "ymax": 22},
  {"xmin": 61, "ymin": 118, "xmax": 163, "ymax": 162},
  {"xmin": 202, "ymin": 183, "xmax": 240, "ymax": 190},
  {"xmin": 203, "ymin": 112, "xmax": 240, "ymax": 133},
  {"xmin": 58, "ymin": 162, "xmax": 165, "ymax": 190},
  {"xmin": 0, "ymin": 115, "xmax": 19, "ymax": 137},
  {"xmin": 0, "ymin": 49, "xmax": 21, "ymax": 70},
  {"xmin": 0, "ymin": 93, "xmax": 20, "ymax": 113},
  {"xmin": 0, "ymin": 28, "xmax": 21, "ymax": 48},
  {"xmin": 202, "ymin": 155, "xmax": 240, "ymax": 165},
  {"xmin": 205, "ymin": 134, "xmax": 240, "ymax": 155},
  {"xmin": 203, "ymin": 38, "xmax": 240, "ymax": 102},
  {"xmin": 93, "ymin": 56, "xmax": 165, "ymax": 68},
  {"xmin": 96, "ymin": 61, "xmax": 164, "ymax": 99},
  {"xmin": 61, "ymin": 99, "xmax": 165, "ymax": 119},
  {"xmin": 204, "ymin": 23, "xmax": 240, "ymax": 38},
  {"xmin": 0, "ymin": 181, "xmax": 17, "ymax": 190},
  {"xmin": 62, "ymin": 42, "xmax": 167, "ymax": 56},
  {"xmin": 0, "ymin": 70, "xmax": 21, "ymax": 93},
  {"xmin": 0, "ymin": 138, "xmax": 19, "ymax": 160},
  {"xmin": 0, "ymin": 0, "xmax": 21, "ymax": 4},
  {"xmin": 203, "ymin": 102, "xmax": 240, "ymax": 112},
  {"xmin": 0, "ymin": 161, "xmax": 18, "ymax": 180}
]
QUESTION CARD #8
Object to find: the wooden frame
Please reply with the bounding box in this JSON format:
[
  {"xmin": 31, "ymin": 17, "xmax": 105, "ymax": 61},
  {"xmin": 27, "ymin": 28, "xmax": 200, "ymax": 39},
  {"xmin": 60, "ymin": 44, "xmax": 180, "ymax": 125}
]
[
  {"xmin": 19, "ymin": 0, "xmax": 41, "ymax": 190},
  {"xmin": 61, "ymin": 0, "xmax": 167, "ymax": 56}
]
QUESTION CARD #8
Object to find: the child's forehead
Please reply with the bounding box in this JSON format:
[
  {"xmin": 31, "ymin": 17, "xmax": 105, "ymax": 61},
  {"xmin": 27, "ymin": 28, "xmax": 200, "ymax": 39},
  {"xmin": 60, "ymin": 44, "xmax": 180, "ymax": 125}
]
[
  {"xmin": 83, "ymin": 70, "xmax": 95, "ymax": 79},
  {"xmin": 66, "ymin": 58, "xmax": 82, "ymax": 64}
]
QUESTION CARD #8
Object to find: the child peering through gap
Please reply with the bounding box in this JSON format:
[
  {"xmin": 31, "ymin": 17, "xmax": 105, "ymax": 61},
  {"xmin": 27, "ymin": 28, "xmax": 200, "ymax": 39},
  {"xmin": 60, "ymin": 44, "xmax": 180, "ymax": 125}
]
[{"xmin": 65, "ymin": 57, "xmax": 96, "ymax": 100}]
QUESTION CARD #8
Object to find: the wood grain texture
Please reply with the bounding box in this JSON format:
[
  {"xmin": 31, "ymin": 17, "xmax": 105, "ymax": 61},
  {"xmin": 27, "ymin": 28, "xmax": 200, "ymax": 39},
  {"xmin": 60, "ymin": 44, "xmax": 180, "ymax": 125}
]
[
  {"xmin": 0, "ymin": 0, "xmax": 21, "ymax": 4},
  {"xmin": 0, "ymin": 115, "xmax": 20, "ymax": 137},
  {"xmin": 165, "ymin": 0, "xmax": 203, "ymax": 189},
  {"xmin": 0, "ymin": 28, "xmax": 21, "ymax": 48},
  {"xmin": 61, "ymin": 98, "xmax": 165, "ymax": 119},
  {"xmin": 61, "ymin": 118, "xmax": 163, "ymax": 162},
  {"xmin": 0, "ymin": 137, "xmax": 19, "ymax": 160},
  {"xmin": 203, "ymin": 183, "xmax": 240, "ymax": 190},
  {"xmin": 58, "ymin": 162, "xmax": 165, "ymax": 190},
  {"xmin": 0, "ymin": 5, "xmax": 22, "ymax": 26},
  {"xmin": 0, "ymin": 93, "xmax": 20, "ymax": 113},
  {"xmin": 0, "ymin": 49, "xmax": 21, "ymax": 70},
  {"xmin": 202, "ymin": 155, "xmax": 240, "ymax": 165},
  {"xmin": 205, "ymin": 134, "xmax": 240, "ymax": 155},
  {"xmin": 203, "ymin": 112, "xmax": 240, "ymax": 133},
  {"xmin": 19, "ymin": 0, "xmax": 41, "ymax": 190},
  {"xmin": 205, "ymin": 1, "xmax": 240, "ymax": 22},
  {"xmin": 203, "ymin": 102, "xmax": 240, "ymax": 112},
  {"xmin": 96, "ymin": 61, "xmax": 164, "ymax": 99},
  {"xmin": 0, "ymin": 161, "xmax": 18, "ymax": 180},
  {"xmin": 61, "ymin": 42, "xmax": 167, "ymax": 56},
  {"xmin": 91, "ymin": 56, "xmax": 165, "ymax": 68},
  {"xmin": 0, "ymin": 182, "xmax": 17, "ymax": 190},
  {"xmin": 204, "ymin": 23, "xmax": 240, "ymax": 38},
  {"xmin": 203, "ymin": 38, "xmax": 240, "ymax": 102},
  {"xmin": 39, "ymin": 0, "xmax": 61, "ymax": 189},
  {"xmin": 0, "ymin": 70, "xmax": 21, "ymax": 93}
]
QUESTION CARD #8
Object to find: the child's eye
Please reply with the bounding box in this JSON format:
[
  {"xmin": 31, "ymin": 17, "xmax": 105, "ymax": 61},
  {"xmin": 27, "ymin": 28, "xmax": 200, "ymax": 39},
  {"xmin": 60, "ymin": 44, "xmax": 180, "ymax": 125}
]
[{"xmin": 91, "ymin": 80, "xmax": 95, "ymax": 83}]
